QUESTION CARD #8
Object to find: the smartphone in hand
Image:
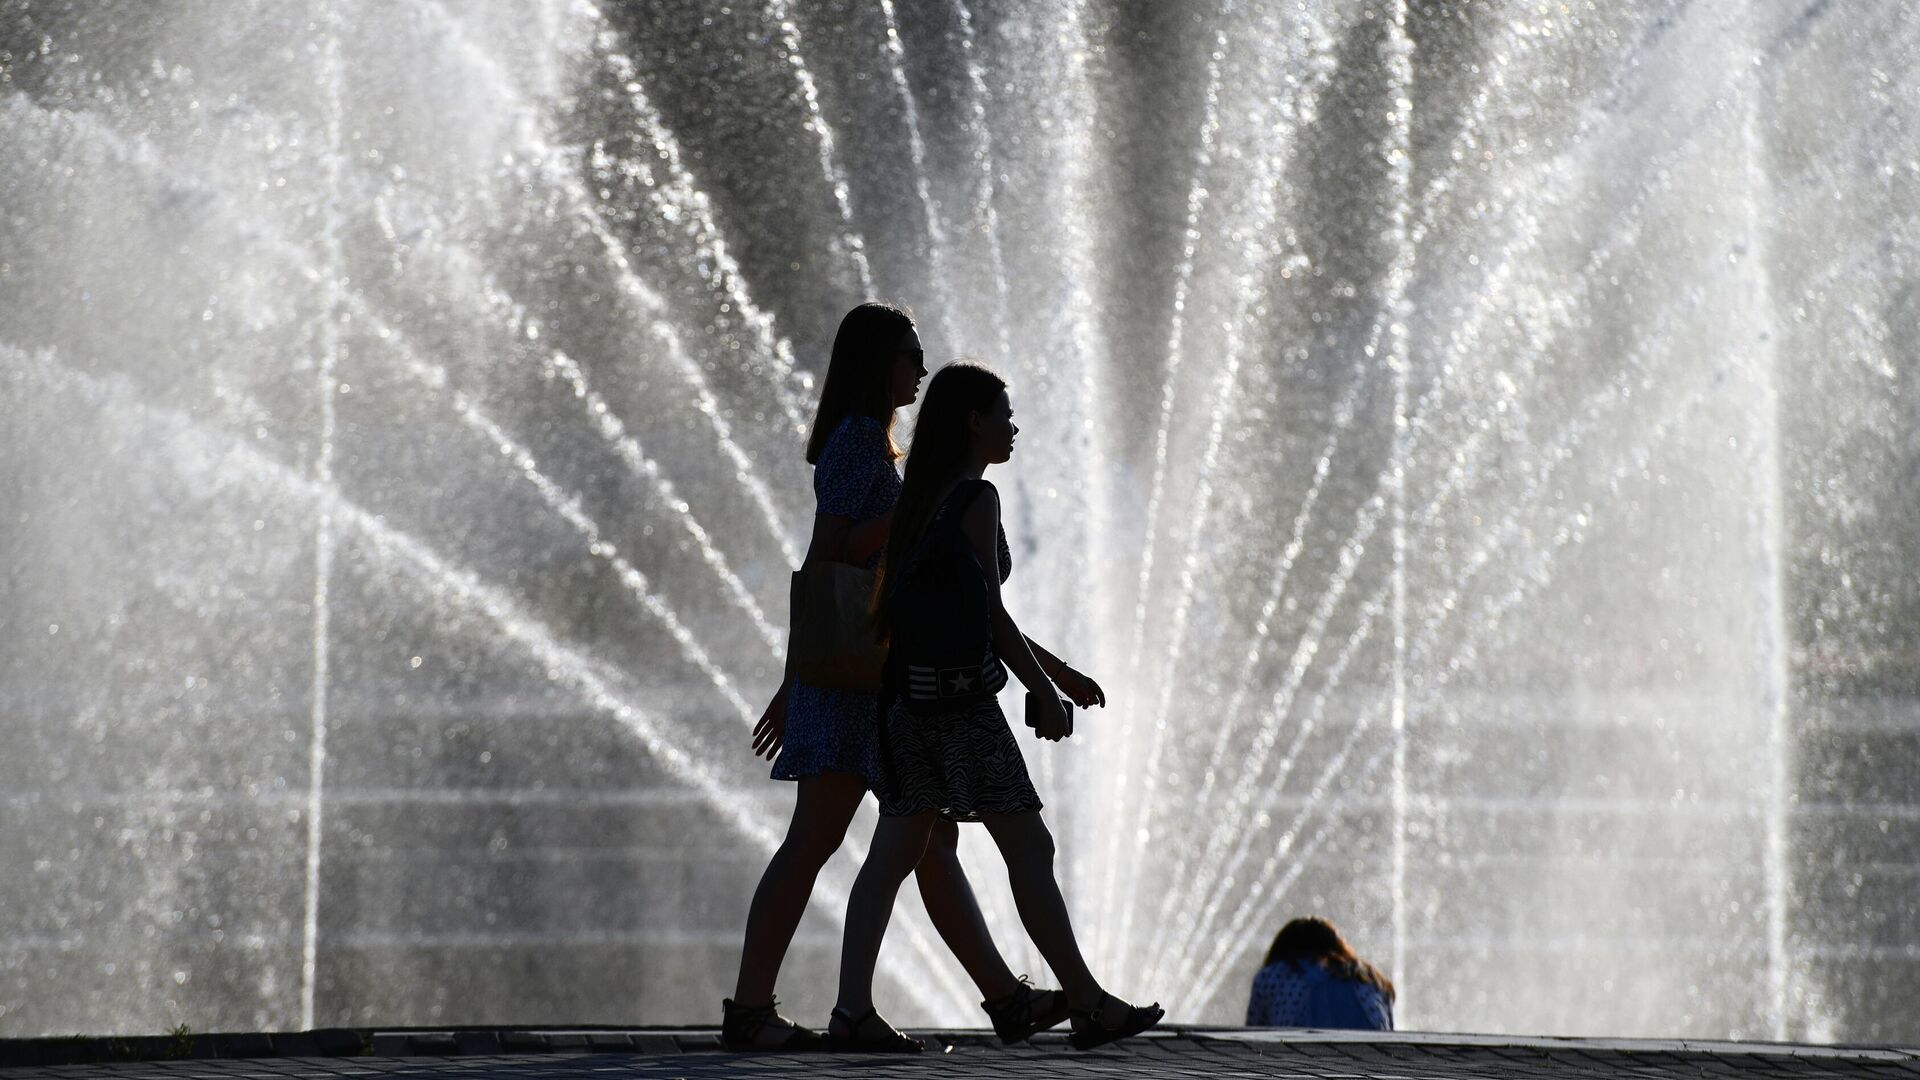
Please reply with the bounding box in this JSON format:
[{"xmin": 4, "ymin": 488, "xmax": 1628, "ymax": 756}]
[{"xmin": 1024, "ymin": 691, "xmax": 1073, "ymax": 737}]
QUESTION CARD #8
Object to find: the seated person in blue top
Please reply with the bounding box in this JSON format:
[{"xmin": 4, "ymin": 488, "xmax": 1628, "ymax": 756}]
[{"xmin": 1246, "ymin": 916, "xmax": 1395, "ymax": 1030}]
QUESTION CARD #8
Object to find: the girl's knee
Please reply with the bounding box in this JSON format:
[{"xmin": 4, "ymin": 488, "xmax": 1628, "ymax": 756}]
[
  {"xmin": 875, "ymin": 812, "xmax": 940, "ymax": 873},
  {"xmin": 924, "ymin": 818, "xmax": 961, "ymax": 853},
  {"xmin": 1027, "ymin": 825, "xmax": 1056, "ymax": 864},
  {"xmin": 784, "ymin": 773, "xmax": 864, "ymax": 864},
  {"xmin": 781, "ymin": 823, "xmax": 848, "ymax": 869},
  {"xmin": 987, "ymin": 812, "xmax": 1055, "ymax": 864}
]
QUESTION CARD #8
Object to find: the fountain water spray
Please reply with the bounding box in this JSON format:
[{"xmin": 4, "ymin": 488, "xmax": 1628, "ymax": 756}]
[{"xmin": 2, "ymin": 0, "xmax": 1904, "ymax": 1040}]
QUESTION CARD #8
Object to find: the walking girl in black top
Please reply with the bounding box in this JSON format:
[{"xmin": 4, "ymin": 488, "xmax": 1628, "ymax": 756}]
[
  {"xmin": 828, "ymin": 361, "xmax": 1164, "ymax": 1051},
  {"xmin": 722, "ymin": 305, "xmax": 1063, "ymax": 1050}
]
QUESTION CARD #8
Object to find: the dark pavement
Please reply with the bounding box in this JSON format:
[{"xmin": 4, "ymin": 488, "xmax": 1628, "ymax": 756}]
[{"xmin": 5, "ymin": 1028, "xmax": 1920, "ymax": 1080}]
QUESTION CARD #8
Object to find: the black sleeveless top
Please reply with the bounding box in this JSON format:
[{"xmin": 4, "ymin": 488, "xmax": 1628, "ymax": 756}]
[{"xmin": 933, "ymin": 478, "xmax": 1011, "ymax": 585}]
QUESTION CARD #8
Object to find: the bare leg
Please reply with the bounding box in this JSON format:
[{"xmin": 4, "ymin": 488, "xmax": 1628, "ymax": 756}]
[
  {"xmin": 915, "ymin": 819, "xmax": 1022, "ymax": 1001},
  {"xmin": 980, "ymin": 810, "xmax": 1104, "ymax": 1008},
  {"xmin": 732, "ymin": 771, "xmax": 867, "ymax": 1004},
  {"xmin": 834, "ymin": 810, "xmax": 939, "ymax": 1017}
]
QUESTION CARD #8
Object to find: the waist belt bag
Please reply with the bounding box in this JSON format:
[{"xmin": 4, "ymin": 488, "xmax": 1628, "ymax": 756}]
[{"xmin": 787, "ymin": 562, "xmax": 886, "ymax": 691}]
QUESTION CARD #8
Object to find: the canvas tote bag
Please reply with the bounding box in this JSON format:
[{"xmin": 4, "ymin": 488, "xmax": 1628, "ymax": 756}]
[{"xmin": 786, "ymin": 557, "xmax": 887, "ymax": 690}]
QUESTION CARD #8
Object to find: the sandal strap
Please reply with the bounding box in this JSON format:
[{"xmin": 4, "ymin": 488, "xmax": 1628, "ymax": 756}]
[
  {"xmin": 828, "ymin": 1006, "xmax": 921, "ymax": 1052},
  {"xmin": 725, "ymin": 997, "xmax": 794, "ymax": 1042},
  {"xmin": 1070, "ymin": 991, "xmax": 1116, "ymax": 1022},
  {"xmin": 983, "ymin": 990, "xmax": 1032, "ymax": 1019},
  {"xmin": 1073, "ymin": 992, "xmax": 1142, "ymax": 1031},
  {"xmin": 983, "ymin": 981, "xmax": 1070, "ymax": 1044},
  {"xmin": 830, "ymin": 1005, "xmax": 875, "ymax": 1028}
]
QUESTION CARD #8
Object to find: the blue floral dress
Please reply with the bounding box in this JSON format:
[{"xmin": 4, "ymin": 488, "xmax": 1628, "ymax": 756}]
[{"xmin": 770, "ymin": 414, "xmax": 897, "ymax": 787}]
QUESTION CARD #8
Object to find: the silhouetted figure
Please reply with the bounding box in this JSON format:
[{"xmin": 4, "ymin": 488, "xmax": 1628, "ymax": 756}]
[
  {"xmin": 828, "ymin": 362, "xmax": 1163, "ymax": 1053},
  {"xmin": 723, "ymin": 305, "xmax": 1053, "ymax": 1051},
  {"xmin": 1246, "ymin": 916, "xmax": 1395, "ymax": 1030}
]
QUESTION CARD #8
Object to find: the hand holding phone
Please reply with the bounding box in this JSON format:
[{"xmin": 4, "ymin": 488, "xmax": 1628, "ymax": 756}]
[{"xmin": 1025, "ymin": 690, "xmax": 1073, "ymax": 740}]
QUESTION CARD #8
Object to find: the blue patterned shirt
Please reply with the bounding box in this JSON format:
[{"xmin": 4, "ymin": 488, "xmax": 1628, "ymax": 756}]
[{"xmin": 1247, "ymin": 959, "xmax": 1394, "ymax": 1030}]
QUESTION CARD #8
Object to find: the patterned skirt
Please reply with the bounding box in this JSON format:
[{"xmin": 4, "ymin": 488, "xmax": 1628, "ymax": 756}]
[
  {"xmin": 768, "ymin": 682, "xmax": 885, "ymax": 790},
  {"xmin": 877, "ymin": 697, "xmax": 1042, "ymax": 821}
]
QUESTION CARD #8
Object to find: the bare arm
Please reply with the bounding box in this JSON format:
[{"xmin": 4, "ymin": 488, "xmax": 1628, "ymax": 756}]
[
  {"xmin": 805, "ymin": 509, "xmax": 893, "ymax": 566},
  {"xmin": 1025, "ymin": 635, "xmax": 1107, "ymax": 708},
  {"xmin": 842, "ymin": 511, "xmax": 892, "ymax": 563},
  {"xmin": 959, "ymin": 490, "xmax": 1105, "ymax": 716},
  {"xmin": 961, "ymin": 486, "xmax": 1052, "ymax": 695},
  {"xmin": 1025, "ymin": 637, "xmax": 1066, "ymax": 681}
]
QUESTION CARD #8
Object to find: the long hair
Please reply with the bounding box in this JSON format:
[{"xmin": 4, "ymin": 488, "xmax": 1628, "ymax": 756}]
[
  {"xmin": 1262, "ymin": 917, "xmax": 1396, "ymax": 1002},
  {"xmin": 870, "ymin": 361, "xmax": 1008, "ymax": 641},
  {"xmin": 805, "ymin": 302, "xmax": 914, "ymax": 465}
]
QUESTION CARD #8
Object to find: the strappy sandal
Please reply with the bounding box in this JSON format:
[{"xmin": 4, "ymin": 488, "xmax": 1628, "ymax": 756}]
[
  {"xmin": 720, "ymin": 996, "xmax": 824, "ymax": 1051},
  {"xmin": 981, "ymin": 975, "xmax": 1071, "ymax": 1044},
  {"xmin": 1067, "ymin": 992, "xmax": 1165, "ymax": 1051},
  {"xmin": 823, "ymin": 1005, "xmax": 924, "ymax": 1053}
]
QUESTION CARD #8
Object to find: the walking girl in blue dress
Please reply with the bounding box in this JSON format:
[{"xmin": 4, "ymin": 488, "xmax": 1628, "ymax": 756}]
[{"xmin": 722, "ymin": 304, "xmax": 1066, "ymax": 1050}]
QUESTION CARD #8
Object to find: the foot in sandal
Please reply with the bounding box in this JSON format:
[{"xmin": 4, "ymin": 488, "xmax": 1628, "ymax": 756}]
[
  {"xmin": 823, "ymin": 1005, "xmax": 925, "ymax": 1053},
  {"xmin": 720, "ymin": 997, "xmax": 825, "ymax": 1051},
  {"xmin": 1067, "ymin": 992, "xmax": 1165, "ymax": 1051},
  {"xmin": 981, "ymin": 976, "xmax": 1071, "ymax": 1044}
]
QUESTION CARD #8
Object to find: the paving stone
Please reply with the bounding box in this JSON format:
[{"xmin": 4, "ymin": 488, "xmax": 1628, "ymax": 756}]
[
  {"xmin": 222, "ymin": 1036, "xmax": 276, "ymax": 1059},
  {"xmin": 267, "ymin": 1037, "xmax": 319, "ymax": 1059},
  {"xmin": 405, "ymin": 1034, "xmax": 458, "ymax": 1056},
  {"xmin": 365, "ymin": 1036, "xmax": 410, "ymax": 1058},
  {"xmin": 452, "ymin": 1034, "xmax": 502, "ymax": 1057},
  {"xmin": 310, "ymin": 1031, "xmax": 368, "ymax": 1058}
]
